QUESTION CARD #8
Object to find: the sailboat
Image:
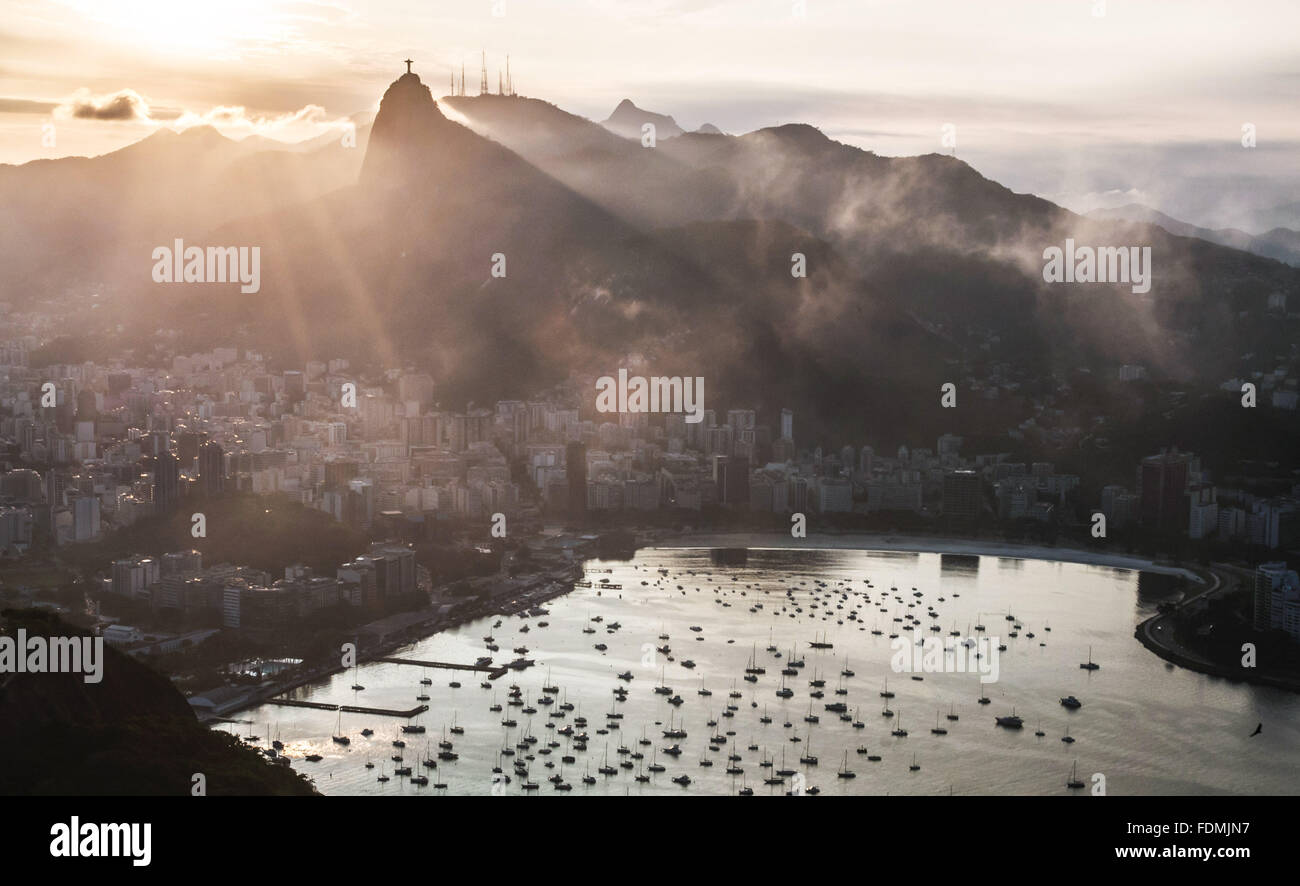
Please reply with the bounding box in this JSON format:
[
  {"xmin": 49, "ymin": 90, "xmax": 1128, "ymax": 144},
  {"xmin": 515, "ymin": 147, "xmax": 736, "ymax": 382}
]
[
  {"xmin": 931, "ymin": 711, "xmax": 948, "ymax": 735},
  {"xmin": 1080, "ymin": 646, "xmax": 1100, "ymax": 670},
  {"xmin": 776, "ymin": 747, "xmax": 796, "ymax": 778},
  {"xmin": 946, "ymin": 702, "xmax": 959, "ymax": 722},
  {"xmin": 725, "ymin": 739, "xmax": 744, "ymax": 775},
  {"xmin": 350, "ymin": 648, "xmax": 364, "ymax": 691},
  {"xmin": 837, "ymin": 750, "xmax": 856, "ymax": 779},
  {"xmin": 331, "ymin": 707, "xmax": 350, "ymax": 744},
  {"xmin": 995, "ymin": 707, "xmax": 1024, "ymax": 729},
  {"xmin": 909, "ymin": 752, "xmax": 920, "ymax": 771},
  {"xmin": 662, "ymin": 709, "xmax": 687, "ymax": 739},
  {"xmin": 598, "ymin": 745, "xmax": 617, "ymax": 776},
  {"xmin": 799, "ymin": 736, "xmax": 817, "ymax": 766},
  {"xmin": 1066, "ymin": 759, "xmax": 1086, "ymax": 789}
]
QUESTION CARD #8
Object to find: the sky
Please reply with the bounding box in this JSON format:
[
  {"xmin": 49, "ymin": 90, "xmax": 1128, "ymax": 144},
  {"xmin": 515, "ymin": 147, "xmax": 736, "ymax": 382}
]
[{"xmin": 1, "ymin": 0, "xmax": 1297, "ymax": 228}]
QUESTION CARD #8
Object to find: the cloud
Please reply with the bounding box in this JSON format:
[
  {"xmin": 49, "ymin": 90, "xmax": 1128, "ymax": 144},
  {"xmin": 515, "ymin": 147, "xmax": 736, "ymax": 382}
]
[
  {"xmin": 58, "ymin": 87, "xmax": 151, "ymax": 121},
  {"xmin": 47, "ymin": 86, "xmax": 351, "ymax": 145},
  {"xmin": 169, "ymin": 103, "xmax": 353, "ymax": 141}
]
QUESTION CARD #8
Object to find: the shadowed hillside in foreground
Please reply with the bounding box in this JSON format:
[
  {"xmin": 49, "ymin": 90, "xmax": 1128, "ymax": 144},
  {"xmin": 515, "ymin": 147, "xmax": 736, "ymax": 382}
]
[{"xmin": 0, "ymin": 610, "xmax": 317, "ymax": 796}]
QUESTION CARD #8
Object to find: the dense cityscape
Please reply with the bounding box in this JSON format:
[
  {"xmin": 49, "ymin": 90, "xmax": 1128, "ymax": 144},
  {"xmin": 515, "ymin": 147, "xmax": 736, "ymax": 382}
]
[
  {"xmin": 2, "ymin": 330, "xmax": 1298, "ymax": 678},
  {"xmin": 0, "ymin": 4, "xmax": 1295, "ymax": 868}
]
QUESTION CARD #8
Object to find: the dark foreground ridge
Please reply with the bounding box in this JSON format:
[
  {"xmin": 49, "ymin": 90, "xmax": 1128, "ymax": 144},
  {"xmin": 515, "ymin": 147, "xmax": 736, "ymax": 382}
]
[{"xmin": 0, "ymin": 609, "xmax": 317, "ymax": 796}]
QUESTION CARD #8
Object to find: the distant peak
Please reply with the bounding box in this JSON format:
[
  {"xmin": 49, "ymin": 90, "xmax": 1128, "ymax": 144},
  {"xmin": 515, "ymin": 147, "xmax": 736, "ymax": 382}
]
[
  {"xmin": 602, "ymin": 99, "xmax": 684, "ymax": 140},
  {"xmin": 151, "ymin": 124, "xmax": 225, "ymax": 141},
  {"xmin": 747, "ymin": 122, "xmax": 829, "ymax": 148},
  {"xmin": 383, "ymin": 71, "xmax": 433, "ymax": 99},
  {"xmin": 360, "ymin": 69, "xmax": 452, "ymax": 184},
  {"xmin": 134, "ymin": 125, "xmax": 231, "ymax": 150}
]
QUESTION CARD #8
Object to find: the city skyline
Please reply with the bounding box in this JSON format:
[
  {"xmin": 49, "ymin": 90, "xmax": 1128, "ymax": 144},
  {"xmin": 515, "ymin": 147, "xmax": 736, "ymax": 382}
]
[{"xmin": 1, "ymin": 0, "xmax": 1297, "ymax": 825}]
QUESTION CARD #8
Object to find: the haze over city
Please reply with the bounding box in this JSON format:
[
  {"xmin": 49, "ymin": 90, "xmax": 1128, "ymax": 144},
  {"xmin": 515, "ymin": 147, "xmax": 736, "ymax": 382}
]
[{"xmin": 0, "ymin": 1, "xmax": 1297, "ymax": 860}]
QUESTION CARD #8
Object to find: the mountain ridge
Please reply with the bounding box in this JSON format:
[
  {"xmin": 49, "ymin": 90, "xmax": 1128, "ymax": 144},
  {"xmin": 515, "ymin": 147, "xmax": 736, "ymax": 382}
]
[
  {"xmin": 1087, "ymin": 202, "xmax": 1300, "ymax": 266},
  {"xmin": 3, "ymin": 69, "xmax": 1297, "ymax": 442},
  {"xmin": 601, "ymin": 97, "xmax": 684, "ymax": 140}
]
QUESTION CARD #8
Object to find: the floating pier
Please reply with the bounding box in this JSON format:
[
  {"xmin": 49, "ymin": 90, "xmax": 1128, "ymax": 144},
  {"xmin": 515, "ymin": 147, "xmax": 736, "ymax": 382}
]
[
  {"xmin": 374, "ymin": 657, "xmax": 510, "ymax": 679},
  {"xmin": 265, "ymin": 698, "xmax": 430, "ymax": 718}
]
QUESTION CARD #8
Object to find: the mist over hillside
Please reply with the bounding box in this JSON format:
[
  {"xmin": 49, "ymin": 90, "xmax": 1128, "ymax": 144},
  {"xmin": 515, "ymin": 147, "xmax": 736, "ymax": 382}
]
[{"xmin": 2, "ymin": 71, "xmax": 1297, "ymax": 443}]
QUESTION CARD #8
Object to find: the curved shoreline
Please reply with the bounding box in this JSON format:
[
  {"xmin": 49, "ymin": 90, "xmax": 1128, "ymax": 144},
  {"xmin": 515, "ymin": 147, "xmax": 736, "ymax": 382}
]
[
  {"xmin": 1133, "ymin": 567, "xmax": 1300, "ymax": 694},
  {"xmin": 1134, "ymin": 617, "xmax": 1300, "ymax": 694},
  {"xmin": 642, "ymin": 529, "xmax": 1204, "ymax": 582},
  {"xmin": 637, "ymin": 531, "xmax": 1300, "ymax": 694}
]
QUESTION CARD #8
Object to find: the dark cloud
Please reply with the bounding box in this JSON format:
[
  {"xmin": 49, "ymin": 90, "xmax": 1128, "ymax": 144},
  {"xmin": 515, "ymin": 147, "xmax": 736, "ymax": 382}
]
[{"xmin": 65, "ymin": 88, "xmax": 151, "ymax": 121}]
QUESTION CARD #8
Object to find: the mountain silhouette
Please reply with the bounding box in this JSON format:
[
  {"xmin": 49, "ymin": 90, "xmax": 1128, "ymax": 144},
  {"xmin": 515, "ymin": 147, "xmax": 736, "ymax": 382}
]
[
  {"xmin": 1088, "ymin": 203, "xmax": 1300, "ymax": 266},
  {"xmin": 3, "ymin": 67, "xmax": 1298, "ymax": 442},
  {"xmin": 602, "ymin": 98, "xmax": 684, "ymax": 140}
]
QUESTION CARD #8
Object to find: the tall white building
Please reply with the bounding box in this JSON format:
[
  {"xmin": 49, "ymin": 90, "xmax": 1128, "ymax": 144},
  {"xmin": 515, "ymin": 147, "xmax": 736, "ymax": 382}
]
[{"xmin": 1253, "ymin": 562, "xmax": 1300, "ymax": 640}]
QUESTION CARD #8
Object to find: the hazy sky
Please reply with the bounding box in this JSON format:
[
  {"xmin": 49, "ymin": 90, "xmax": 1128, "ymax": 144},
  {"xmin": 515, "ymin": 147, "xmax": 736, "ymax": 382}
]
[{"xmin": 2, "ymin": 0, "xmax": 1297, "ymax": 225}]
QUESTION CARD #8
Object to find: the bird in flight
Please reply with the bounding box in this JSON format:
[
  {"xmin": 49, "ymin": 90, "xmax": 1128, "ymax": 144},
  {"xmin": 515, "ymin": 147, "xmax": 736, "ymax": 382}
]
[{"xmin": 1249, "ymin": 722, "xmax": 1262, "ymax": 737}]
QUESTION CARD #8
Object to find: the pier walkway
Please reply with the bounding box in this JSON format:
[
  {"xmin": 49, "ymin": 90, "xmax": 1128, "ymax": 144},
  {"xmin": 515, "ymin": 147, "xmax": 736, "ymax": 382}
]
[
  {"xmin": 374, "ymin": 657, "xmax": 510, "ymax": 679},
  {"xmin": 265, "ymin": 698, "xmax": 430, "ymax": 718}
]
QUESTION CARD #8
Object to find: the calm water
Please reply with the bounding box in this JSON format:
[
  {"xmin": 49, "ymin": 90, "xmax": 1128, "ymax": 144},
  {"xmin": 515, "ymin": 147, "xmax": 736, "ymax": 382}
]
[{"xmin": 223, "ymin": 546, "xmax": 1300, "ymax": 795}]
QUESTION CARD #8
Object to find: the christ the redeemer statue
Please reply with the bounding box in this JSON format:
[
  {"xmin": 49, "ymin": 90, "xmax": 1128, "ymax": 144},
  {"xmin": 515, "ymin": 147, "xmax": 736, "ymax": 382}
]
[{"xmin": 404, "ymin": 58, "xmax": 413, "ymax": 74}]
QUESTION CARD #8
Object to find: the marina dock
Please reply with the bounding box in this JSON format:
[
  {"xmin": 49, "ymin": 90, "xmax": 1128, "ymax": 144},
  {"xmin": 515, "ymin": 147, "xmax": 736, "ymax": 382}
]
[
  {"xmin": 265, "ymin": 698, "xmax": 430, "ymax": 718},
  {"xmin": 375, "ymin": 657, "xmax": 510, "ymax": 679}
]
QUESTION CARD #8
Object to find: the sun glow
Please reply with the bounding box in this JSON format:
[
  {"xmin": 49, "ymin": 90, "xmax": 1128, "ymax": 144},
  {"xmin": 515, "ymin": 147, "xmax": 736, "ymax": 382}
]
[{"xmin": 51, "ymin": 0, "xmax": 298, "ymax": 57}]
